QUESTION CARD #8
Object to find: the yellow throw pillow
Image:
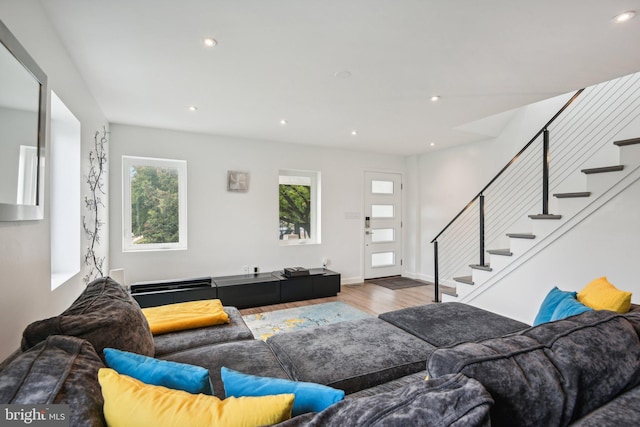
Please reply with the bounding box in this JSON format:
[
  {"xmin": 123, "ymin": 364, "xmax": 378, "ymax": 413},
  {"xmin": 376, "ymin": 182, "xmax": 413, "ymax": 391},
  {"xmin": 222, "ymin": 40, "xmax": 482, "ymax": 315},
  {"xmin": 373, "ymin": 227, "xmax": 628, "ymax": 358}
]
[
  {"xmin": 142, "ymin": 299, "xmax": 230, "ymax": 335},
  {"xmin": 98, "ymin": 368, "xmax": 293, "ymax": 427},
  {"xmin": 577, "ymin": 277, "xmax": 632, "ymax": 314}
]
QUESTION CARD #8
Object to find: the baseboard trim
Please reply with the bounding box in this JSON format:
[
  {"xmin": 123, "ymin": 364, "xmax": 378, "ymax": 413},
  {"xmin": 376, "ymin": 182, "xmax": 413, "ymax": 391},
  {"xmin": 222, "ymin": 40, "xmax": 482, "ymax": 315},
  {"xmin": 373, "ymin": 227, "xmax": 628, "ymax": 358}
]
[{"xmin": 341, "ymin": 276, "xmax": 364, "ymax": 285}]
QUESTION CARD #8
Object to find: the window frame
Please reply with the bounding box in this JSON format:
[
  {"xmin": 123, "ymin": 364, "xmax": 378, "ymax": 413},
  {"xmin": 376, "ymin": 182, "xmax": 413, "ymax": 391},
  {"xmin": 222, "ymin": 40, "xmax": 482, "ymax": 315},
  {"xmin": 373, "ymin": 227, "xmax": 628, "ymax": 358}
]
[
  {"xmin": 122, "ymin": 155, "xmax": 188, "ymax": 252},
  {"xmin": 278, "ymin": 169, "xmax": 321, "ymax": 245}
]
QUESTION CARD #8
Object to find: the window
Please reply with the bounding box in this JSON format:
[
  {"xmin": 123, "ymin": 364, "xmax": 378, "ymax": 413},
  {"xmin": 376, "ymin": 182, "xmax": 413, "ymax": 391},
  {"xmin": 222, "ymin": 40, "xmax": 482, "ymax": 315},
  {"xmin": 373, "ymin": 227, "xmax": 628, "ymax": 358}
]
[
  {"xmin": 279, "ymin": 170, "xmax": 320, "ymax": 244},
  {"xmin": 50, "ymin": 91, "xmax": 81, "ymax": 289},
  {"xmin": 123, "ymin": 156, "xmax": 187, "ymax": 251}
]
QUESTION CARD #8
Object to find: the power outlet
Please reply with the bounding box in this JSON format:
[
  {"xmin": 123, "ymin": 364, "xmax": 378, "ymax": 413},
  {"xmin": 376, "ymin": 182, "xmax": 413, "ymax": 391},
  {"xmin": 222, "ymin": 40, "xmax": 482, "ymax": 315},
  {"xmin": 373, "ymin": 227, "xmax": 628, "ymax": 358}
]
[
  {"xmin": 322, "ymin": 258, "xmax": 328, "ymax": 268},
  {"xmin": 242, "ymin": 265, "xmax": 249, "ymax": 274}
]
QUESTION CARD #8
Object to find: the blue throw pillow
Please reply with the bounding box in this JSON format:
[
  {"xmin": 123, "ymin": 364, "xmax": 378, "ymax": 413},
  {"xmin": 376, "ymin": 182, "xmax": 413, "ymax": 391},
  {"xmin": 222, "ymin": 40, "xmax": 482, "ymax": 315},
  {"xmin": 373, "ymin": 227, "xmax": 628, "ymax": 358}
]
[
  {"xmin": 533, "ymin": 287, "xmax": 577, "ymax": 326},
  {"xmin": 550, "ymin": 297, "xmax": 593, "ymax": 322},
  {"xmin": 103, "ymin": 348, "xmax": 213, "ymax": 395},
  {"xmin": 221, "ymin": 366, "xmax": 345, "ymax": 416}
]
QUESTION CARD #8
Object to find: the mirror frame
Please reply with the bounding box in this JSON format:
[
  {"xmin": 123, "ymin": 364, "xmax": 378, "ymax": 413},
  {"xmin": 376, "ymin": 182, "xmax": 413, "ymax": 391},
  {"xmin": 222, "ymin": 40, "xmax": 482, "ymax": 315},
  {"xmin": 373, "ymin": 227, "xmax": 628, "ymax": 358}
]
[{"xmin": 0, "ymin": 18, "xmax": 47, "ymax": 221}]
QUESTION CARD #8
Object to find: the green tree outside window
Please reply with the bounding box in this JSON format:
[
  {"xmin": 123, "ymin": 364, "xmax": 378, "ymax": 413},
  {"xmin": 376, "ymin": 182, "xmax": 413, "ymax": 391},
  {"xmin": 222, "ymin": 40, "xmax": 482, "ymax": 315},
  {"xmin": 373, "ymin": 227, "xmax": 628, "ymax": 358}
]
[
  {"xmin": 130, "ymin": 165, "xmax": 179, "ymax": 244},
  {"xmin": 279, "ymin": 183, "xmax": 311, "ymax": 239}
]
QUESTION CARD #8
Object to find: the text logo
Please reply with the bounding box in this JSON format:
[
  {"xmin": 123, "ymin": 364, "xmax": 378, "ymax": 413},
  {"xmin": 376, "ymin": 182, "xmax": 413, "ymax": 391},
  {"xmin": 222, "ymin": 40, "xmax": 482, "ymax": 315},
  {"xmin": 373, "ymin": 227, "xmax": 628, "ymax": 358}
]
[{"xmin": 1, "ymin": 405, "xmax": 69, "ymax": 426}]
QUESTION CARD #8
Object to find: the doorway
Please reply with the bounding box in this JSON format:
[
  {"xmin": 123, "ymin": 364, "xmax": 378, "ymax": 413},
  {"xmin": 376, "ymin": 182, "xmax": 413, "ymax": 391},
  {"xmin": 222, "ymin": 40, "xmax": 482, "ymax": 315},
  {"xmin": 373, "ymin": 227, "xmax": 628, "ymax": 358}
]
[{"xmin": 364, "ymin": 171, "xmax": 402, "ymax": 279}]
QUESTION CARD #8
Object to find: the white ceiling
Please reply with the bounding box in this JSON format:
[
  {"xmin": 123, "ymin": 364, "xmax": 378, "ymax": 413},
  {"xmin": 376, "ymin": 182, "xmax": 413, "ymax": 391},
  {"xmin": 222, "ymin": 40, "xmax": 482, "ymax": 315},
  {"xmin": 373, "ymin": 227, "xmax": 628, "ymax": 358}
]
[{"xmin": 40, "ymin": 0, "xmax": 640, "ymax": 156}]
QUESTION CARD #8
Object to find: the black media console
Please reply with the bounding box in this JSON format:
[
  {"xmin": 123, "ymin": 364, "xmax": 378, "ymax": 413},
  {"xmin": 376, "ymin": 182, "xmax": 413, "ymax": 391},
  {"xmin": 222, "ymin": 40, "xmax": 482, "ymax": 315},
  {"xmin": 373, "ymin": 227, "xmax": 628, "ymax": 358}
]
[{"xmin": 130, "ymin": 268, "xmax": 341, "ymax": 309}]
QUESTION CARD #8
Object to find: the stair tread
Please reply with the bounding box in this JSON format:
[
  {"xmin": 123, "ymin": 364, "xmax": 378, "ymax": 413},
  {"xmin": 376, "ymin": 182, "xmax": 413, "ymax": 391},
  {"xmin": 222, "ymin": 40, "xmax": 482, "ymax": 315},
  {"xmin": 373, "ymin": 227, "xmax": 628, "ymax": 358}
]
[
  {"xmin": 507, "ymin": 233, "xmax": 536, "ymax": 239},
  {"xmin": 528, "ymin": 214, "xmax": 562, "ymax": 219},
  {"xmin": 614, "ymin": 137, "xmax": 640, "ymax": 147},
  {"xmin": 469, "ymin": 264, "xmax": 492, "ymax": 271},
  {"xmin": 487, "ymin": 248, "xmax": 513, "ymax": 256},
  {"xmin": 553, "ymin": 192, "xmax": 591, "ymax": 198},
  {"xmin": 453, "ymin": 276, "xmax": 474, "ymax": 285},
  {"xmin": 581, "ymin": 165, "xmax": 624, "ymax": 174}
]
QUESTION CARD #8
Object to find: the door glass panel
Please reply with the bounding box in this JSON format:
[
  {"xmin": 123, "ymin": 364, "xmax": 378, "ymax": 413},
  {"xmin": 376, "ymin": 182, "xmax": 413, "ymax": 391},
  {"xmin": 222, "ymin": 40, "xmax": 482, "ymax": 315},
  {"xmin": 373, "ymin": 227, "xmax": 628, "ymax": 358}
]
[
  {"xmin": 371, "ymin": 180, "xmax": 393, "ymax": 194},
  {"xmin": 371, "ymin": 252, "xmax": 395, "ymax": 267},
  {"xmin": 371, "ymin": 204, "xmax": 394, "ymax": 218},
  {"xmin": 371, "ymin": 228, "xmax": 394, "ymax": 242}
]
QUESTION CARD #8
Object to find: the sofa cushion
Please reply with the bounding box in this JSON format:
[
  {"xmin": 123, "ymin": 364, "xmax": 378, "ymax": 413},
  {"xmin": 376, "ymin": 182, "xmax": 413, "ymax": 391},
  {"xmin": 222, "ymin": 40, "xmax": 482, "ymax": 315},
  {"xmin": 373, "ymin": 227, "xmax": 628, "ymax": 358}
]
[
  {"xmin": 221, "ymin": 367, "xmax": 344, "ymax": 417},
  {"xmin": 427, "ymin": 310, "xmax": 640, "ymax": 427},
  {"xmin": 577, "ymin": 276, "xmax": 632, "ymax": 313},
  {"xmin": 0, "ymin": 335, "xmax": 106, "ymax": 427},
  {"xmin": 104, "ymin": 348, "xmax": 213, "ymax": 395},
  {"xmin": 153, "ymin": 306, "xmax": 253, "ymax": 357},
  {"xmin": 21, "ymin": 277, "xmax": 154, "ymax": 359},
  {"xmin": 379, "ymin": 302, "xmax": 529, "ymax": 347},
  {"xmin": 160, "ymin": 339, "xmax": 291, "ymax": 398},
  {"xmin": 274, "ymin": 373, "xmax": 493, "ymax": 427},
  {"xmin": 570, "ymin": 385, "xmax": 640, "ymax": 426},
  {"xmin": 550, "ymin": 294, "xmax": 592, "ymax": 322},
  {"xmin": 533, "ymin": 286, "xmax": 577, "ymax": 326},
  {"xmin": 346, "ymin": 371, "xmax": 428, "ymax": 399},
  {"xmin": 99, "ymin": 368, "xmax": 294, "ymax": 427},
  {"xmin": 623, "ymin": 305, "xmax": 640, "ymax": 336},
  {"xmin": 267, "ymin": 318, "xmax": 435, "ymax": 394}
]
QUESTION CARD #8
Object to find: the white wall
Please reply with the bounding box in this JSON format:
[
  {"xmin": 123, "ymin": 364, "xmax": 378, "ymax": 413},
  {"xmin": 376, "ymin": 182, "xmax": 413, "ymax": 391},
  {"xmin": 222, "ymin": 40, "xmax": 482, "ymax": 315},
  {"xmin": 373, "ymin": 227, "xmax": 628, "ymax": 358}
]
[
  {"xmin": 108, "ymin": 124, "xmax": 405, "ymax": 286},
  {"xmin": 0, "ymin": 2, "xmax": 107, "ymax": 360},
  {"xmin": 402, "ymin": 155, "xmax": 421, "ymax": 279}
]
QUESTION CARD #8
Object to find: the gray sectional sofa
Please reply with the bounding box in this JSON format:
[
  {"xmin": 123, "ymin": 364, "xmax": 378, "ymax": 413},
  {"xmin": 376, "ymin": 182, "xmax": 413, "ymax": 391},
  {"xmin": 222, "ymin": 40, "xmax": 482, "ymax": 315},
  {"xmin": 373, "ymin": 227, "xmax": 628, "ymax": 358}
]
[{"xmin": 1, "ymin": 277, "xmax": 640, "ymax": 426}]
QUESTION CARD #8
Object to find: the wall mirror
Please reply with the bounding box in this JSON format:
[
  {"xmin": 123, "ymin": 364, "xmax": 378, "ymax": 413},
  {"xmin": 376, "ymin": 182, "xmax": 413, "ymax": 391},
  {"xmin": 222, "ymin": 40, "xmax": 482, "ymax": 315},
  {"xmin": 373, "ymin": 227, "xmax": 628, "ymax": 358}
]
[{"xmin": 0, "ymin": 18, "xmax": 47, "ymax": 221}]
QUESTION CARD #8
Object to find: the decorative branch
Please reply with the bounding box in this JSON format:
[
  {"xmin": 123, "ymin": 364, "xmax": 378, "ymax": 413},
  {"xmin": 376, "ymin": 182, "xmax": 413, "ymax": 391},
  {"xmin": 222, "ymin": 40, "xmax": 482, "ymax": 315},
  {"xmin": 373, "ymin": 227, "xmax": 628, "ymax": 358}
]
[{"xmin": 83, "ymin": 127, "xmax": 108, "ymax": 284}]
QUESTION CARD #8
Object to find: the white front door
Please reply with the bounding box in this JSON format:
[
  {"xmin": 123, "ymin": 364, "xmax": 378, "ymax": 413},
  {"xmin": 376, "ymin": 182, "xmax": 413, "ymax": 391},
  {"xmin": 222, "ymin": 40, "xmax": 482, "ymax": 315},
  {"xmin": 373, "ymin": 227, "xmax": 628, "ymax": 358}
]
[{"xmin": 364, "ymin": 171, "xmax": 402, "ymax": 279}]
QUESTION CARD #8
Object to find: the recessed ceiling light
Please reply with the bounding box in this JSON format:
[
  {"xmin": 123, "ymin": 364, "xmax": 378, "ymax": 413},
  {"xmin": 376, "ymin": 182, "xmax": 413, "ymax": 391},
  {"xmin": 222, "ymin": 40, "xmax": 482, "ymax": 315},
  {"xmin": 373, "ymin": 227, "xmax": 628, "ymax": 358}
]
[
  {"xmin": 203, "ymin": 37, "xmax": 217, "ymax": 47},
  {"xmin": 280, "ymin": 119, "xmax": 288, "ymax": 125},
  {"xmin": 431, "ymin": 95, "xmax": 440, "ymax": 102},
  {"xmin": 351, "ymin": 130, "xmax": 358, "ymax": 136},
  {"xmin": 188, "ymin": 106, "xmax": 198, "ymax": 112},
  {"xmin": 613, "ymin": 11, "xmax": 636, "ymax": 23},
  {"xmin": 430, "ymin": 142, "xmax": 436, "ymax": 147},
  {"xmin": 334, "ymin": 70, "xmax": 352, "ymax": 79}
]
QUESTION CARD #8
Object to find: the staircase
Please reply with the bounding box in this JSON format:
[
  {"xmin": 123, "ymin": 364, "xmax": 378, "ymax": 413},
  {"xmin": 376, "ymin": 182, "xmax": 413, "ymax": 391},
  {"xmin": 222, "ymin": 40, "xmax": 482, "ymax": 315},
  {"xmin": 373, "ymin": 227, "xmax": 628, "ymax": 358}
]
[
  {"xmin": 442, "ymin": 137, "xmax": 640, "ymax": 302},
  {"xmin": 431, "ymin": 72, "xmax": 640, "ymax": 308}
]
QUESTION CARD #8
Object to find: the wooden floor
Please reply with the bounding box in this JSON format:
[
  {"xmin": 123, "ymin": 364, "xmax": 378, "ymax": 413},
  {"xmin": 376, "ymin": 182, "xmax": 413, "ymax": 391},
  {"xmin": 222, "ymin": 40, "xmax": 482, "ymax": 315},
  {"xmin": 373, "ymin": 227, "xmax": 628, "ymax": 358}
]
[{"xmin": 239, "ymin": 279, "xmax": 442, "ymax": 316}]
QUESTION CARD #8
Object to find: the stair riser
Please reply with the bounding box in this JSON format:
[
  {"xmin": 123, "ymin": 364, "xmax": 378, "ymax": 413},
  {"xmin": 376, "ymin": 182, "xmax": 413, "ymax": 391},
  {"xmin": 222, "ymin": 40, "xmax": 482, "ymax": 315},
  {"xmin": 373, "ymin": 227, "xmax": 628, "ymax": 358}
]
[
  {"xmin": 471, "ymin": 268, "xmax": 493, "ymax": 285},
  {"xmin": 619, "ymin": 143, "xmax": 640, "ymax": 165},
  {"xmin": 487, "ymin": 254, "xmax": 512, "ymax": 271},
  {"xmin": 553, "ymin": 196, "xmax": 590, "ymax": 217},
  {"xmin": 586, "ymin": 170, "xmax": 627, "ymax": 194},
  {"xmin": 441, "ymin": 293, "xmax": 457, "ymax": 303},
  {"xmin": 509, "ymin": 237, "xmax": 536, "ymax": 254},
  {"xmin": 455, "ymin": 282, "xmax": 475, "ymax": 298},
  {"xmin": 531, "ymin": 217, "xmax": 565, "ymax": 237},
  {"xmin": 441, "ymin": 279, "xmax": 459, "ymax": 288}
]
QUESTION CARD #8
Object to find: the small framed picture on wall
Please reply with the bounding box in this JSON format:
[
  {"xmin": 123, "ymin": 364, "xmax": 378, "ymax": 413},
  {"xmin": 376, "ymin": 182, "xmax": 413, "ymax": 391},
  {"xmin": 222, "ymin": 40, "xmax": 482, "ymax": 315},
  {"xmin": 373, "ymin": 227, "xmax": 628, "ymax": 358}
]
[{"xmin": 227, "ymin": 170, "xmax": 249, "ymax": 192}]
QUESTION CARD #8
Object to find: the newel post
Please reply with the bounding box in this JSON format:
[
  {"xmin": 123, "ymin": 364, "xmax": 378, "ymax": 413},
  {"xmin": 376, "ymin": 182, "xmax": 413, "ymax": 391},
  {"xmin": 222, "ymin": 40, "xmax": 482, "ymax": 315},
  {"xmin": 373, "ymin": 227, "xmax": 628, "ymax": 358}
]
[
  {"xmin": 479, "ymin": 193, "xmax": 485, "ymax": 266},
  {"xmin": 433, "ymin": 240, "xmax": 440, "ymax": 303}
]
